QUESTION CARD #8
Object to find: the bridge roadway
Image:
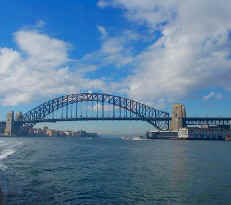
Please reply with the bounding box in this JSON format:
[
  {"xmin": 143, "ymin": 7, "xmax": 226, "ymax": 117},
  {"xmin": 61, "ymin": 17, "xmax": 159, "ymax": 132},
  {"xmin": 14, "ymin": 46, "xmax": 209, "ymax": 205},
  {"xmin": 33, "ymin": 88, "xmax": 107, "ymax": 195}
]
[
  {"xmin": 1, "ymin": 117, "xmax": 231, "ymax": 132},
  {"xmin": 22, "ymin": 117, "xmax": 171, "ymax": 123},
  {"xmin": 184, "ymin": 117, "xmax": 231, "ymax": 126},
  {"xmin": 22, "ymin": 117, "xmax": 231, "ymax": 125}
]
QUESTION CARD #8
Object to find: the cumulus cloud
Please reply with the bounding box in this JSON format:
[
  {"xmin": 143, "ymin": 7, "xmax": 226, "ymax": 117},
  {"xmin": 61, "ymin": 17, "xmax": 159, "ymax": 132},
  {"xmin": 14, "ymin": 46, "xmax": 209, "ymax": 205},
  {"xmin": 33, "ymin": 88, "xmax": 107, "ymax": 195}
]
[
  {"xmin": 97, "ymin": 0, "xmax": 109, "ymax": 8},
  {"xmin": 98, "ymin": 0, "xmax": 231, "ymax": 105},
  {"xmin": 203, "ymin": 92, "xmax": 222, "ymax": 101},
  {"xmin": 15, "ymin": 30, "xmax": 70, "ymax": 68},
  {"xmin": 2, "ymin": 1, "xmax": 231, "ymax": 109},
  {"xmin": 0, "ymin": 29, "xmax": 105, "ymax": 106},
  {"xmin": 98, "ymin": 0, "xmax": 177, "ymax": 29},
  {"xmin": 97, "ymin": 25, "xmax": 108, "ymax": 39},
  {"xmin": 82, "ymin": 27, "xmax": 138, "ymax": 68}
]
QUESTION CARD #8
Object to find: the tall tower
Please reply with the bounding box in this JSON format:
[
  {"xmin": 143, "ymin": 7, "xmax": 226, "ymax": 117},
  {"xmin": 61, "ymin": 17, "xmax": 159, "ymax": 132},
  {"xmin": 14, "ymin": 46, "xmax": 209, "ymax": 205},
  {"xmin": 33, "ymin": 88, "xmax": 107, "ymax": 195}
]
[
  {"xmin": 170, "ymin": 104, "xmax": 186, "ymax": 131},
  {"xmin": 5, "ymin": 111, "xmax": 14, "ymax": 136},
  {"xmin": 15, "ymin": 112, "xmax": 24, "ymax": 136},
  {"xmin": 15, "ymin": 112, "xmax": 23, "ymax": 122}
]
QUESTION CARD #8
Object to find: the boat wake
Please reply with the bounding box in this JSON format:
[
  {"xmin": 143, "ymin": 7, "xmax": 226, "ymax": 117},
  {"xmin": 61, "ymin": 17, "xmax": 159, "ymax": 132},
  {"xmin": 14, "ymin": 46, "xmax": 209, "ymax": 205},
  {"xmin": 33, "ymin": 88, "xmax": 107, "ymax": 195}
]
[
  {"xmin": 0, "ymin": 140, "xmax": 23, "ymax": 171},
  {"xmin": 0, "ymin": 140, "xmax": 23, "ymax": 202},
  {"xmin": 120, "ymin": 136, "xmax": 148, "ymax": 141}
]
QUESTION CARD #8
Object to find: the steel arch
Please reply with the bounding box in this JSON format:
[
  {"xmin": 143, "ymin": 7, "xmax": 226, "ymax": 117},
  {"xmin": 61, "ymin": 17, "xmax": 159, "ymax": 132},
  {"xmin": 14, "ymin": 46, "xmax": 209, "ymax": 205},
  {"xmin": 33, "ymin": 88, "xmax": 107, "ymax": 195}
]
[{"xmin": 22, "ymin": 93, "xmax": 170, "ymax": 130}]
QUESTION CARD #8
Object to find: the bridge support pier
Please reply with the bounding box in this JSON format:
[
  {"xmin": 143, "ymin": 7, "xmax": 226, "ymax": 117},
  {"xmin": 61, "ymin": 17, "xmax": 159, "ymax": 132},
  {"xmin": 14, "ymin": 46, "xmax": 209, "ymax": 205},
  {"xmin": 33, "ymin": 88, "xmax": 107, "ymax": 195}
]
[
  {"xmin": 170, "ymin": 104, "xmax": 186, "ymax": 131},
  {"xmin": 4, "ymin": 111, "xmax": 24, "ymax": 136},
  {"xmin": 4, "ymin": 111, "xmax": 14, "ymax": 136}
]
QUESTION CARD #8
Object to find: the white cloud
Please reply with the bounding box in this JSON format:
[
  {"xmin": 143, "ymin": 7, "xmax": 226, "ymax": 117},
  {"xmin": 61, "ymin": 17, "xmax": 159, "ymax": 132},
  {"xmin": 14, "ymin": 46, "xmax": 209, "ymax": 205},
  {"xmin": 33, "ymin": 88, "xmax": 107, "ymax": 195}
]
[
  {"xmin": 0, "ymin": 30, "xmax": 105, "ymax": 106},
  {"xmin": 97, "ymin": 25, "xmax": 108, "ymax": 39},
  {"xmin": 0, "ymin": 48, "xmax": 21, "ymax": 75},
  {"xmin": 203, "ymin": 92, "xmax": 222, "ymax": 101},
  {"xmin": 98, "ymin": 0, "xmax": 177, "ymax": 29},
  {"xmin": 15, "ymin": 30, "xmax": 70, "ymax": 68},
  {"xmin": 98, "ymin": 0, "xmax": 231, "ymax": 105},
  {"xmin": 2, "ymin": 0, "xmax": 231, "ymax": 109},
  {"xmin": 82, "ymin": 29, "xmax": 138, "ymax": 68},
  {"xmin": 36, "ymin": 20, "xmax": 46, "ymax": 28},
  {"xmin": 97, "ymin": 0, "xmax": 110, "ymax": 8}
]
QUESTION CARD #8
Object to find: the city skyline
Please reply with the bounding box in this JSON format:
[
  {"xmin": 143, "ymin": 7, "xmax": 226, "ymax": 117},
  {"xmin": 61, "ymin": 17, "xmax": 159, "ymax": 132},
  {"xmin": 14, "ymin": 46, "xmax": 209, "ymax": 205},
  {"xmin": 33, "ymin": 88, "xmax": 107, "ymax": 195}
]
[{"xmin": 1, "ymin": 0, "xmax": 231, "ymax": 134}]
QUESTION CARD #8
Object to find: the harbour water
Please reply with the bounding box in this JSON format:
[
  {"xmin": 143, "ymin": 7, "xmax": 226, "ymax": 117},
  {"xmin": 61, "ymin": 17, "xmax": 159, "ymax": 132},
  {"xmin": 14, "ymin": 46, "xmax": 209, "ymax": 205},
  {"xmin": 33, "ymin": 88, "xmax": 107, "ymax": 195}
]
[{"xmin": 0, "ymin": 136, "xmax": 231, "ymax": 205}]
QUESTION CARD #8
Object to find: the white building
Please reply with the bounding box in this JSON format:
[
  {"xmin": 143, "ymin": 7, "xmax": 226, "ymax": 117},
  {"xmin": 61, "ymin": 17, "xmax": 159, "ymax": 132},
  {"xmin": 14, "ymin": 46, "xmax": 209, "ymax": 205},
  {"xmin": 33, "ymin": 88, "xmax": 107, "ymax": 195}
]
[{"xmin": 178, "ymin": 127, "xmax": 231, "ymax": 140}]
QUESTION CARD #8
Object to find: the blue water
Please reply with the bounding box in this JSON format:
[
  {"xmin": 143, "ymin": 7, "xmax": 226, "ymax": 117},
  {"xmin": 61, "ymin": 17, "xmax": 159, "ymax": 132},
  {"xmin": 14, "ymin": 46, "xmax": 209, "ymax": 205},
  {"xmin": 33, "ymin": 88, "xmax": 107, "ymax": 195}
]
[{"xmin": 0, "ymin": 137, "xmax": 231, "ymax": 205}]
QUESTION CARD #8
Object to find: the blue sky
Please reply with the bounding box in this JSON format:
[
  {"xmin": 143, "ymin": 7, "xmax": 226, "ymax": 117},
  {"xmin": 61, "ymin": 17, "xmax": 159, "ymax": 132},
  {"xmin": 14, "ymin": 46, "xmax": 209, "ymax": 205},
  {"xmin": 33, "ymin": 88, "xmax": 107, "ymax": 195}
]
[{"xmin": 0, "ymin": 0, "xmax": 231, "ymax": 135}]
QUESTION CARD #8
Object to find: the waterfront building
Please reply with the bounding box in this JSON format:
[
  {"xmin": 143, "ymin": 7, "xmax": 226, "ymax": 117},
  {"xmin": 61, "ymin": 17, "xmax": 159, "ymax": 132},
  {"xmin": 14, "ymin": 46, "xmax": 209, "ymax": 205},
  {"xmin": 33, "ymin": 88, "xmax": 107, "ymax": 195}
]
[
  {"xmin": 28, "ymin": 127, "xmax": 34, "ymax": 136},
  {"xmin": 43, "ymin": 126, "xmax": 49, "ymax": 133},
  {"xmin": 57, "ymin": 130, "xmax": 65, "ymax": 136},
  {"xmin": 146, "ymin": 130, "xmax": 178, "ymax": 139},
  {"xmin": 64, "ymin": 131, "xmax": 73, "ymax": 136},
  {"xmin": 33, "ymin": 128, "xmax": 44, "ymax": 136},
  {"xmin": 46, "ymin": 129, "xmax": 57, "ymax": 137},
  {"xmin": 0, "ymin": 122, "xmax": 5, "ymax": 135},
  {"xmin": 178, "ymin": 127, "xmax": 231, "ymax": 140}
]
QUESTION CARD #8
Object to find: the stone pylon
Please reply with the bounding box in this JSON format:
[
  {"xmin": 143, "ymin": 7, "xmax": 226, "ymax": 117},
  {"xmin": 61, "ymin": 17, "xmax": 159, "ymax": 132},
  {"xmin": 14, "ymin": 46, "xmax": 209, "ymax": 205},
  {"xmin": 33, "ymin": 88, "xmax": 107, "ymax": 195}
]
[
  {"xmin": 170, "ymin": 104, "xmax": 186, "ymax": 131},
  {"xmin": 5, "ymin": 111, "xmax": 14, "ymax": 136},
  {"xmin": 15, "ymin": 112, "xmax": 23, "ymax": 122}
]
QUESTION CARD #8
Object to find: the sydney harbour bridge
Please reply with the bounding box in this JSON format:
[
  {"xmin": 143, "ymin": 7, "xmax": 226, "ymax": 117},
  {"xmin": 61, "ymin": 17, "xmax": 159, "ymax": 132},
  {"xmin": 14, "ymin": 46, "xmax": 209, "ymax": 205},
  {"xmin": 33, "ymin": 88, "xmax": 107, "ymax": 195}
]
[
  {"xmin": 1, "ymin": 92, "xmax": 231, "ymax": 135},
  {"xmin": 22, "ymin": 93, "xmax": 170, "ymax": 130}
]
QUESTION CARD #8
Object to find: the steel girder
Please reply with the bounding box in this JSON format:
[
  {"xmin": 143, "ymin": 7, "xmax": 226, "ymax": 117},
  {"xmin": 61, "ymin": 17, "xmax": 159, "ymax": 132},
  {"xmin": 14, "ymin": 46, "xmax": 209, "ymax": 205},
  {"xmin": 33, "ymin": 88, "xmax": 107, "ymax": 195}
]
[
  {"xmin": 22, "ymin": 93, "xmax": 170, "ymax": 130},
  {"xmin": 184, "ymin": 117, "xmax": 231, "ymax": 127}
]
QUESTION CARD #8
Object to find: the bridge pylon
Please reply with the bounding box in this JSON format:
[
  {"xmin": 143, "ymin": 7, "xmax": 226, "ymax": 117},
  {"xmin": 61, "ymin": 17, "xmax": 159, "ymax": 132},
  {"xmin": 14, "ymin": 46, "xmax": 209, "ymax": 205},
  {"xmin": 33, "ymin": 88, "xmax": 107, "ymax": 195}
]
[
  {"xmin": 170, "ymin": 104, "xmax": 186, "ymax": 131},
  {"xmin": 4, "ymin": 111, "xmax": 14, "ymax": 136},
  {"xmin": 4, "ymin": 111, "xmax": 25, "ymax": 136}
]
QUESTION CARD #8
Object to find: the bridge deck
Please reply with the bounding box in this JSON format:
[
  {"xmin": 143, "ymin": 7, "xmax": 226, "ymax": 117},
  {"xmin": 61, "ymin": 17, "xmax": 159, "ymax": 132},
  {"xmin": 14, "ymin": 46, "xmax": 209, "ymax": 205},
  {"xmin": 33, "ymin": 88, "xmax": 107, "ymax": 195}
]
[
  {"xmin": 185, "ymin": 117, "xmax": 231, "ymax": 120},
  {"xmin": 22, "ymin": 117, "xmax": 231, "ymax": 123},
  {"xmin": 23, "ymin": 117, "xmax": 171, "ymax": 123}
]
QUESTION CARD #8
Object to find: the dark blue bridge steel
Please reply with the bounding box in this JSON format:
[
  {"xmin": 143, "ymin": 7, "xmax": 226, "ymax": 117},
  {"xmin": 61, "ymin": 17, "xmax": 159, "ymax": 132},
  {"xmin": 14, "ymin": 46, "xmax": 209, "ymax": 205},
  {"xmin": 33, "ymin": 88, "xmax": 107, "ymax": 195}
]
[
  {"xmin": 20, "ymin": 92, "xmax": 231, "ymax": 131},
  {"xmin": 183, "ymin": 117, "xmax": 231, "ymax": 127},
  {"xmin": 22, "ymin": 93, "xmax": 170, "ymax": 130}
]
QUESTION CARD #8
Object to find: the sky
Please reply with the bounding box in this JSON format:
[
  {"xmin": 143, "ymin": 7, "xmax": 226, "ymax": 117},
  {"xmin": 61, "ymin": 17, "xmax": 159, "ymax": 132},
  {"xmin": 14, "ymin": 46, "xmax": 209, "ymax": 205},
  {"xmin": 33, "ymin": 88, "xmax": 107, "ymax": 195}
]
[{"xmin": 0, "ymin": 0, "xmax": 231, "ymax": 135}]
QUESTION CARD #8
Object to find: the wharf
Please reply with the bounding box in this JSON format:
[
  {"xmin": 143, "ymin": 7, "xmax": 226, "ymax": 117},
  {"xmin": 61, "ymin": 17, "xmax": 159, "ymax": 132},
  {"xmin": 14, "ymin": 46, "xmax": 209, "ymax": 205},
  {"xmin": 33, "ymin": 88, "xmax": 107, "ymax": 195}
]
[
  {"xmin": 147, "ymin": 127, "xmax": 231, "ymax": 141},
  {"xmin": 147, "ymin": 131, "xmax": 178, "ymax": 140}
]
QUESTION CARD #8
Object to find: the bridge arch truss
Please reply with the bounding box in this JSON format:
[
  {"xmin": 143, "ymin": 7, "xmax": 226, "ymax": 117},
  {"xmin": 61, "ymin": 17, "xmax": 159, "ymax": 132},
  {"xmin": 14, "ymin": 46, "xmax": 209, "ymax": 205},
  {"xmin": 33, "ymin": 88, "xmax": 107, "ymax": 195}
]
[{"xmin": 22, "ymin": 93, "xmax": 170, "ymax": 130}]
